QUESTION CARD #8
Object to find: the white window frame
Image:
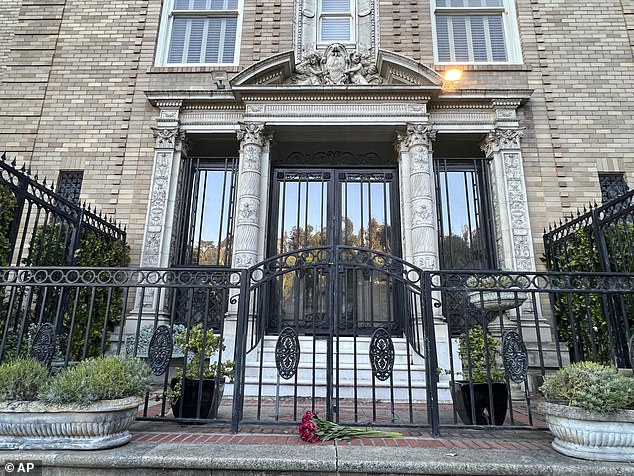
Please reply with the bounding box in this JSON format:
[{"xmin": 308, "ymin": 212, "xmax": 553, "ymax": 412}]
[
  {"xmin": 430, "ymin": 0, "xmax": 522, "ymax": 65},
  {"xmin": 156, "ymin": 0, "xmax": 243, "ymax": 66},
  {"xmin": 317, "ymin": 0, "xmax": 356, "ymax": 47}
]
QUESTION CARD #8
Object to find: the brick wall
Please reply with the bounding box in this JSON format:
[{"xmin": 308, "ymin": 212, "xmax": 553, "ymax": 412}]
[
  {"xmin": 531, "ymin": 0, "xmax": 634, "ymax": 212},
  {"xmin": 1, "ymin": 0, "xmax": 633, "ymax": 264}
]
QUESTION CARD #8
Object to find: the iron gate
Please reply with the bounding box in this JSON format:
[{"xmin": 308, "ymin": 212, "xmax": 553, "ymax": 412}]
[{"xmin": 232, "ymin": 245, "xmax": 439, "ymax": 431}]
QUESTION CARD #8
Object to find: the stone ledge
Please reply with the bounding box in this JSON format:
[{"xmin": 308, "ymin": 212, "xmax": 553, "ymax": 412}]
[{"xmin": 2, "ymin": 440, "xmax": 634, "ymax": 476}]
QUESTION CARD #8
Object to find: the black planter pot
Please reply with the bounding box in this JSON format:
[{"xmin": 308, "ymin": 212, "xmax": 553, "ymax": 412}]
[
  {"xmin": 170, "ymin": 377, "xmax": 222, "ymax": 420},
  {"xmin": 450, "ymin": 381, "xmax": 508, "ymax": 425}
]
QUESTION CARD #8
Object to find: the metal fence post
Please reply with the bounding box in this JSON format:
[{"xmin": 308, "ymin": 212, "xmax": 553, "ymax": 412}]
[
  {"xmin": 231, "ymin": 268, "xmax": 250, "ymax": 433},
  {"xmin": 422, "ymin": 271, "xmax": 441, "ymax": 437}
]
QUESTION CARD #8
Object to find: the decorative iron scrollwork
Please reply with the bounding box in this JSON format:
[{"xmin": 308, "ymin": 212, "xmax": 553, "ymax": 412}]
[
  {"xmin": 148, "ymin": 325, "xmax": 173, "ymax": 376},
  {"xmin": 502, "ymin": 331, "xmax": 528, "ymax": 383},
  {"xmin": 275, "ymin": 327, "xmax": 300, "ymax": 379},
  {"xmin": 369, "ymin": 328, "xmax": 395, "ymax": 381},
  {"xmin": 30, "ymin": 323, "xmax": 56, "ymax": 367}
]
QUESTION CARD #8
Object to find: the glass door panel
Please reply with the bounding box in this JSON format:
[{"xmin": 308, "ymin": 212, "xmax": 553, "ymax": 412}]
[
  {"xmin": 270, "ymin": 171, "xmax": 331, "ymax": 333},
  {"xmin": 337, "ymin": 172, "xmax": 397, "ymax": 333},
  {"xmin": 269, "ymin": 168, "xmax": 400, "ymax": 335}
]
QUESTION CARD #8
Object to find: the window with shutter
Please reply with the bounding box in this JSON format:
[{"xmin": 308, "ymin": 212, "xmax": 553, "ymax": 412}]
[
  {"xmin": 318, "ymin": 0, "xmax": 355, "ymax": 45},
  {"xmin": 431, "ymin": 0, "xmax": 521, "ymax": 64},
  {"xmin": 157, "ymin": 0, "xmax": 242, "ymax": 65}
]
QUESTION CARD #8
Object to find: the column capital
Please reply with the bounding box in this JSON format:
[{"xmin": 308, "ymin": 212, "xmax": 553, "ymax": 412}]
[
  {"xmin": 237, "ymin": 122, "xmax": 269, "ymax": 148},
  {"xmin": 406, "ymin": 123, "xmax": 436, "ymax": 148},
  {"xmin": 480, "ymin": 127, "xmax": 525, "ymax": 157},
  {"xmin": 151, "ymin": 127, "xmax": 185, "ymax": 150}
]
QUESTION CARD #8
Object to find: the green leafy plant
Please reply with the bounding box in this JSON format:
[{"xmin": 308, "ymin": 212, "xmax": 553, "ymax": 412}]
[
  {"xmin": 540, "ymin": 361, "xmax": 634, "ymax": 413},
  {"xmin": 0, "ymin": 358, "xmax": 49, "ymax": 401},
  {"xmin": 24, "ymin": 226, "xmax": 130, "ymax": 361},
  {"xmin": 39, "ymin": 355, "xmax": 151, "ymax": 406},
  {"xmin": 0, "ymin": 181, "xmax": 16, "ymax": 266},
  {"xmin": 458, "ymin": 326, "xmax": 505, "ymax": 383},
  {"xmin": 167, "ymin": 323, "xmax": 235, "ymax": 404},
  {"xmin": 545, "ymin": 229, "xmax": 612, "ymax": 363}
]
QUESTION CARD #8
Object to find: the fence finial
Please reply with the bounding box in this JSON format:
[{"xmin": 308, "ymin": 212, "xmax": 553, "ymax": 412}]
[
  {"xmin": 11, "ymin": 157, "xmax": 17, "ymax": 167},
  {"xmin": 1, "ymin": 152, "xmax": 5, "ymax": 161}
]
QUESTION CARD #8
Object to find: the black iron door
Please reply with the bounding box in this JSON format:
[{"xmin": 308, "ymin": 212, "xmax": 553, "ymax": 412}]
[{"xmin": 267, "ymin": 168, "xmax": 401, "ymax": 335}]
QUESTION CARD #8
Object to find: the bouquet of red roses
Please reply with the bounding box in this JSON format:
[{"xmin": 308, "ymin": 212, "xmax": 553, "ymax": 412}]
[{"xmin": 299, "ymin": 411, "xmax": 402, "ymax": 442}]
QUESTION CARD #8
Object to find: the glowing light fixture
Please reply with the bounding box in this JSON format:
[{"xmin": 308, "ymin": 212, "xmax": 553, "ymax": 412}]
[{"xmin": 444, "ymin": 68, "xmax": 463, "ymax": 82}]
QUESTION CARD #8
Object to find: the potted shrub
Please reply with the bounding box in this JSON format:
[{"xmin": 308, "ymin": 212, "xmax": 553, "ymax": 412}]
[
  {"xmin": 466, "ymin": 274, "xmax": 529, "ymax": 312},
  {"xmin": 0, "ymin": 355, "xmax": 151, "ymax": 450},
  {"xmin": 450, "ymin": 326, "xmax": 508, "ymax": 425},
  {"xmin": 539, "ymin": 361, "xmax": 634, "ymax": 461},
  {"xmin": 167, "ymin": 323, "xmax": 234, "ymax": 419}
]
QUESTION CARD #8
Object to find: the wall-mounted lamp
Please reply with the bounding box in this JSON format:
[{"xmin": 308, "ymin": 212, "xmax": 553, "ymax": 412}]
[
  {"xmin": 211, "ymin": 71, "xmax": 228, "ymax": 90},
  {"xmin": 444, "ymin": 68, "xmax": 463, "ymax": 82},
  {"xmin": 442, "ymin": 68, "xmax": 463, "ymax": 91}
]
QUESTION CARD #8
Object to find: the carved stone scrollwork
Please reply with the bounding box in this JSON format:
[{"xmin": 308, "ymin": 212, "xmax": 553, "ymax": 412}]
[
  {"xmin": 275, "ymin": 327, "xmax": 301, "ymax": 379},
  {"xmin": 30, "ymin": 323, "xmax": 56, "ymax": 367},
  {"xmin": 406, "ymin": 123, "xmax": 436, "ymax": 148},
  {"xmin": 287, "ymin": 43, "xmax": 383, "ymax": 85},
  {"xmin": 147, "ymin": 325, "xmax": 173, "ymax": 376},
  {"xmin": 480, "ymin": 128, "xmax": 525, "ymax": 157},
  {"xmin": 152, "ymin": 127, "xmax": 185, "ymax": 150},
  {"xmin": 502, "ymin": 330, "xmax": 529, "ymax": 383},
  {"xmin": 237, "ymin": 122, "xmax": 266, "ymax": 147},
  {"xmin": 369, "ymin": 328, "xmax": 395, "ymax": 381}
]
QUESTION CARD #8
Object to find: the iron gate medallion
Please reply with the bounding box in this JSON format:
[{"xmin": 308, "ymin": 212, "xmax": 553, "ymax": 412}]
[
  {"xmin": 275, "ymin": 327, "xmax": 300, "ymax": 379},
  {"xmin": 29, "ymin": 323, "xmax": 56, "ymax": 367},
  {"xmin": 369, "ymin": 328, "xmax": 395, "ymax": 381},
  {"xmin": 148, "ymin": 325, "xmax": 173, "ymax": 376},
  {"xmin": 502, "ymin": 331, "xmax": 528, "ymax": 383}
]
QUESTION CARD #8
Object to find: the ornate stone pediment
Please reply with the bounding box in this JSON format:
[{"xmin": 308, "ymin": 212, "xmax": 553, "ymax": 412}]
[
  {"xmin": 287, "ymin": 43, "xmax": 382, "ymax": 85},
  {"xmin": 230, "ymin": 46, "xmax": 443, "ymax": 89}
]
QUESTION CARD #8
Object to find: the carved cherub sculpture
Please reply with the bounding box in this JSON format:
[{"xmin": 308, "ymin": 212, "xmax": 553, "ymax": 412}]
[{"xmin": 295, "ymin": 52, "xmax": 325, "ymax": 85}]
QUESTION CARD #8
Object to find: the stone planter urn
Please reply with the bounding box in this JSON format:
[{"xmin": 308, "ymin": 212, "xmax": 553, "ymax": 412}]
[
  {"xmin": 468, "ymin": 291, "xmax": 527, "ymax": 313},
  {"xmin": 0, "ymin": 396, "xmax": 142, "ymax": 450},
  {"xmin": 538, "ymin": 401, "xmax": 634, "ymax": 462}
]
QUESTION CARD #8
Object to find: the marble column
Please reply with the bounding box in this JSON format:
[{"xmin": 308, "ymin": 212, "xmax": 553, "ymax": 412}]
[
  {"xmin": 232, "ymin": 122, "xmax": 272, "ymax": 269},
  {"xmin": 397, "ymin": 123, "xmax": 438, "ymax": 270}
]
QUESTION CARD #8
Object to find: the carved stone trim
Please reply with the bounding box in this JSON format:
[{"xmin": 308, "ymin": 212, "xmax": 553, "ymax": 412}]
[
  {"xmin": 405, "ymin": 123, "xmax": 436, "ymax": 149},
  {"xmin": 482, "ymin": 127, "xmax": 535, "ymax": 272},
  {"xmin": 480, "ymin": 128, "xmax": 525, "ymax": 158},
  {"xmin": 396, "ymin": 123, "xmax": 438, "ymax": 271},
  {"xmin": 152, "ymin": 127, "xmax": 185, "ymax": 150},
  {"xmin": 504, "ymin": 152, "xmax": 533, "ymax": 271},
  {"xmin": 288, "ymin": 43, "xmax": 383, "ymax": 85},
  {"xmin": 233, "ymin": 122, "xmax": 272, "ymax": 269},
  {"xmin": 237, "ymin": 122, "xmax": 266, "ymax": 147},
  {"xmin": 294, "ymin": 1, "xmax": 378, "ymax": 63}
]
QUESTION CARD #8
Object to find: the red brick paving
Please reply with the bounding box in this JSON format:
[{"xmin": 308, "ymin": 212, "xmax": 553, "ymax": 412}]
[{"xmin": 132, "ymin": 429, "xmax": 552, "ymax": 450}]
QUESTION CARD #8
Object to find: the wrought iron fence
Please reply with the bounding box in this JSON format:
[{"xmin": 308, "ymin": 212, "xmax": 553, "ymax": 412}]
[
  {"xmin": 0, "ymin": 153, "xmax": 126, "ymax": 267},
  {"xmin": 1, "ymin": 262, "xmax": 633, "ymax": 435},
  {"xmin": 543, "ymin": 188, "xmax": 634, "ymax": 366}
]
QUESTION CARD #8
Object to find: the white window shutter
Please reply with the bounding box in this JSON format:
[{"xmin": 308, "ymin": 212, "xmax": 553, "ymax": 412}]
[{"xmin": 321, "ymin": 17, "xmax": 351, "ymax": 42}]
